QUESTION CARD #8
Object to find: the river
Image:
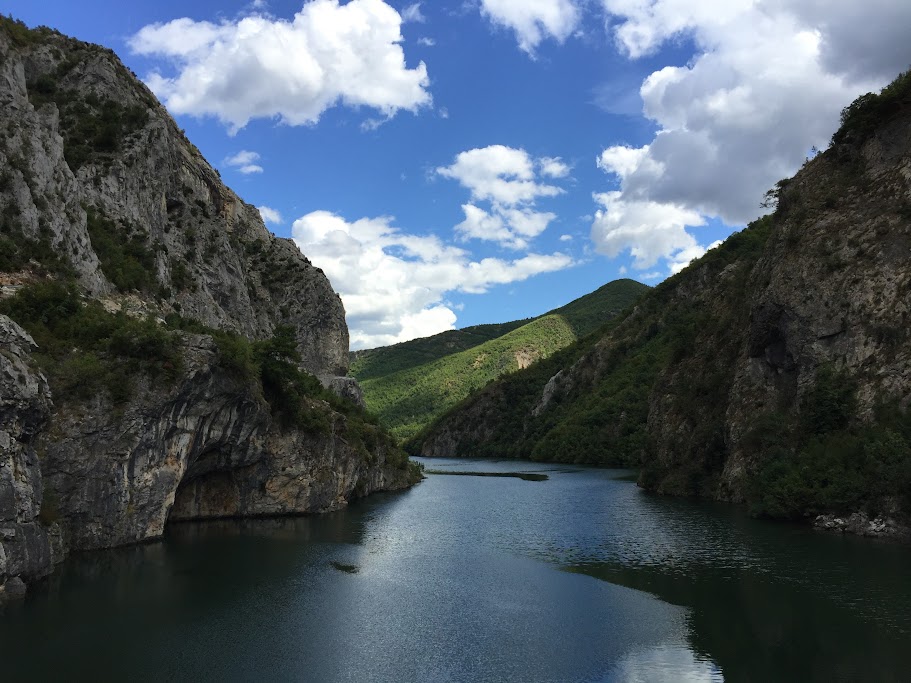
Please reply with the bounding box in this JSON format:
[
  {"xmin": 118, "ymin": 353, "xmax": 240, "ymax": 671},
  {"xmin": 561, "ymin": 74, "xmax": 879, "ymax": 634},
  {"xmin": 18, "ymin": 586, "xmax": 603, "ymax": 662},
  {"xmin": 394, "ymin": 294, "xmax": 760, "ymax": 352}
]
[{"xmin": 1, "ymin": 458, "xmax": 909, "ymax": 682}]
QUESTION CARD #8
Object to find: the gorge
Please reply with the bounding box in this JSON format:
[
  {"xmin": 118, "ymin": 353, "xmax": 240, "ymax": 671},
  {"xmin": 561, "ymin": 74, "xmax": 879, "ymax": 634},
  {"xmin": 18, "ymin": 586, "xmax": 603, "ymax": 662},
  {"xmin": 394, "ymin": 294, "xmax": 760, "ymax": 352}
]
[{"xmin": 0, "ymin": 17, "xmax": 418, "ymax": 601}]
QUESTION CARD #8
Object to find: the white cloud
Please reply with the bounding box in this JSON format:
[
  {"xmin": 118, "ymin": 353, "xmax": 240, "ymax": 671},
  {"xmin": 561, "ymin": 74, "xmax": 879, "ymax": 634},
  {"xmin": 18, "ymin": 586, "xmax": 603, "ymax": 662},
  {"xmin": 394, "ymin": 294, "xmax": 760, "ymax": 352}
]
[
  {"xmin": 401, "ymin": 2, "xmax": 425, "ymax": 23},
  {"xmin": 258, "ymin": 206, "xmax": 283, "ymax": 224},
  {"xmin": 559, "ymin": 234, "xmax": 573, "ymax": 242},
  {"xmin": 417, "ymin": 36, "xmax": 435, "ymax": 47},
  {"xmin": 224, "ymin": 150, "xmax": 264, "ymax": 174},
  {"xmin": 592, "ymin": 0, "xmax": 911, "ymax": 274},
  {"xmin": 130, "ymin": 0, "xmax": 432, "ymax": 132},
  {"xmin": 480, "ymin": 0, "xmax": 581, "ymax": 55},
  {"xmin": 591, "ymin": 191, "xmax": 704, "ymax": 270},
  {"xmin": 437, "ymin": 145, "xmax": 562, "ymax": 206},
  {"xmin": 539, "ymin": 156, "xmax": 571, "ymax": 178},
  {"xmin": 292, "ymin": 210, "xmax": 574, "ymax": 348},
  {"xmin": 438, "ymin": 145, "xmax": 565, "ymax": 250}
]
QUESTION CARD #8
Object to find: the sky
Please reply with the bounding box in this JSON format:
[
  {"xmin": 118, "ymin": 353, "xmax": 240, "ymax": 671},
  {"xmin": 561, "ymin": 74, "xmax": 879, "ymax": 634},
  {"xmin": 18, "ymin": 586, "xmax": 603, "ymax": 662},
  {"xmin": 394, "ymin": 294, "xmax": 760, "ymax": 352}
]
[{"xmin": 6, "ymin": 0, "xmax": 911, "ymax": 349}]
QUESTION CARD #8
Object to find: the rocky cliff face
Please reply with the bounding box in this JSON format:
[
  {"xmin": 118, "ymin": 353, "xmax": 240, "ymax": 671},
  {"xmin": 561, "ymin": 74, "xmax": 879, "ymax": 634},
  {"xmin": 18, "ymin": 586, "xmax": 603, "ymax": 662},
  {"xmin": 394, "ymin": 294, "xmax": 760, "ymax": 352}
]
[
  {"xmin": 0, "ymin": 20, "xmax": 418, "ymax": 598},
  {"xmin": 0, "ymin": 23, "xmax": 347, "ymax": 378},
  {"xmin": 646, "ymin": 91, "xmax": 911, "ymax": 507},
  {"xmin": 419, "ymin": 73, "xmax": 911, "ymax": 533},
  {"xmin": 0, "ymin": 317, "xmax": 54, "ymax": 601},
  {"xmin": 38, "ymin": 331, "xmax": 411, "ymax": 553}
]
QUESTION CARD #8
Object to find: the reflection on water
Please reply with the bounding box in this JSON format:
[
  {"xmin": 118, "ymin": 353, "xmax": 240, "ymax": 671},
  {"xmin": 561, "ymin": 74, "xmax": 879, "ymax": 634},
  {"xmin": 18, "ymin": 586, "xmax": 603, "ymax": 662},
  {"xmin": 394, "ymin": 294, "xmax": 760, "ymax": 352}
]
[{"xmin": 1, "ymin": 458, "xmax": 909, "ymax": 682}]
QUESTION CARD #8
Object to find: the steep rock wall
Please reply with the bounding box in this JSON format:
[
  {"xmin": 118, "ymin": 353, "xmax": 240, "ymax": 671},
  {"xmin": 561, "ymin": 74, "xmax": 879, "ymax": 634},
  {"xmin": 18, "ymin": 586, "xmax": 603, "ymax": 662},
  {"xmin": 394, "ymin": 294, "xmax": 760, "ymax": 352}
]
[
  {"xmin": 0, "ymin": 27, "xmax": 347, "ymax": 377},
  {"xmin": 0, "ymin": 20, "xmax": 419, "ymax": 595},
  {"xmin": 0, "ymin": 317, "xmax": 53, "ymax": 600}
]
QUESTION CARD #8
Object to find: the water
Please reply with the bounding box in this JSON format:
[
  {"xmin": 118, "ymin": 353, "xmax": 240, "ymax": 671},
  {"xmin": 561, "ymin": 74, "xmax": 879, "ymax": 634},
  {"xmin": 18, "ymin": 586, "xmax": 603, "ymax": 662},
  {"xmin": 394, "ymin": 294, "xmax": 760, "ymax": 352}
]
[{"xmin": 2, "ymin": 458, "xmax": 909, "ymax": 682}]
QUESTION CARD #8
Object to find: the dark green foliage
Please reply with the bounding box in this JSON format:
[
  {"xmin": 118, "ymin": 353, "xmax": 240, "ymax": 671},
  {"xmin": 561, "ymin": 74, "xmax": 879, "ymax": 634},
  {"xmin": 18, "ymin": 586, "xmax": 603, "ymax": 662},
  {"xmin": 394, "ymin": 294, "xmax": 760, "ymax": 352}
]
[
  {"xmin": 747, "ymin": 370, "xmax": 911, "ymax": 519},
  {"xmin": 552, "ymin": 279, "xmax": 651, "ymax": 337},
  {"xmin": 363, "ymin": 314, "xmax": 579, "ymax": 441},
  {"xmin": 23, "ymin": 63, "xmax": 150, "ymax": 170},
  {"xmin": 85, "ymin": 206, "xmax": 157, "ymax": 292},
  {"xmin": 170, "ymin": 261, "xmax": 192, "ymax": 291},
  {"xmin": 414, "ymin": 216, "xmax": 775, "ymax": 466},
  {"xmin": 800, "ymin": 365, "xmax": 856, "ymax": 437},
  {"xmin": 351, "ymin": 279, "xmax": 648, "ymax": 382},
  {"xmin": 251, "ymin": 326, "xmax": 403, "ymax": 463},
  {"xmin": 0, "ymin": 15, "xmax": 46, "ymax": 47},
  {"xmin": 351, "ymin": 320, "xmax": 530, "ymax": 381},
  {"xmin": 0, "ymin": 221, "xmax": 73, "ymax": 276},
  {"xmin": 0, "ymin": 281, "xmax": 182, "ymax": 403},
  {"xmin": 162, "ymin": 315, "xmax": 407, "ymax": 468},
  {"xmin": 832, "ymin": 70, "xmax": 911, "ymax": 146}
]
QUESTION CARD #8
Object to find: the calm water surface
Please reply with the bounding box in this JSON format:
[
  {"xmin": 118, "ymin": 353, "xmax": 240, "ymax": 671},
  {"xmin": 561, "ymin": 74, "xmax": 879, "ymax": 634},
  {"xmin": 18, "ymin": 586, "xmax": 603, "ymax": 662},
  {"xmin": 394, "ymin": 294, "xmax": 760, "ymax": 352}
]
[{"xmin": 1, "ymin": 458, "xmax": 909, "ymax": 682}]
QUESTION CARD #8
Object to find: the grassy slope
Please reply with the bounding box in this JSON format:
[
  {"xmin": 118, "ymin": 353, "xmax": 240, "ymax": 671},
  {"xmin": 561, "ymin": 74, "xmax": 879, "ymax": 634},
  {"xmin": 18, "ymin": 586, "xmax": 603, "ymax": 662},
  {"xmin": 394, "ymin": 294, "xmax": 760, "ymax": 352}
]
[
  {"xmin": 410, "ymin": 218, "xmax": 774, "ymax": 463},
  {"xmin": 350, "ymin": 320, "xmax": 529, "ymax": 382},
  {"xmin": 355, "ymin": 279, "xmax": 648, "ymax": 441}
]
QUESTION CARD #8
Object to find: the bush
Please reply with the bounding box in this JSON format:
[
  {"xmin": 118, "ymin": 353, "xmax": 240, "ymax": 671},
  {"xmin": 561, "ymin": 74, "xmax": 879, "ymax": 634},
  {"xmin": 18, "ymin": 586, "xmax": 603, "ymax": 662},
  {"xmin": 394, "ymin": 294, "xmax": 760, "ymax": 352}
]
[
  {"xmin": 832, "ymin": 70, "xmax": 911, "ymax": 146},
  {"xmin": 747, "ymin": 370, "xmax": 911, "ymax": 519},
  {"xmin": 0, "ymin": 281, "xmax": 182, "ymax": 402},
  {"xmin": 85, "ymin": 206, "xmax": 157, "ymax": 292},
  {"xmin": 0, "ymin": 222, "xmax": 74, "ymax": 277}
]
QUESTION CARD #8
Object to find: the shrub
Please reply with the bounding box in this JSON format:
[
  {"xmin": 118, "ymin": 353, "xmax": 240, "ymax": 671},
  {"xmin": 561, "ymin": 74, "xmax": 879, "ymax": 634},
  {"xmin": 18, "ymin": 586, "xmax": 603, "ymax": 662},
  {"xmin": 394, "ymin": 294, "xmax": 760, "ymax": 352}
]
[
  {"xmin": 0, "ymin": 281, "xmax": 181, "ymax": 402},
  {"xmin": 85, "ymin": 206, "xmax": 156, "ymax": 292}
]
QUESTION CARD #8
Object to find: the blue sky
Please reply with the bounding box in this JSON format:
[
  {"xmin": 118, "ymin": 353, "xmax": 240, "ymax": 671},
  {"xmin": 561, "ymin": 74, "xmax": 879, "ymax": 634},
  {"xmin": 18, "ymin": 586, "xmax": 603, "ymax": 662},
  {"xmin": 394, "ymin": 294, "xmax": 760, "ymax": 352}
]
[{"xmin": 6, "ymin": 0, "xmax": 910, "ymax": 348}]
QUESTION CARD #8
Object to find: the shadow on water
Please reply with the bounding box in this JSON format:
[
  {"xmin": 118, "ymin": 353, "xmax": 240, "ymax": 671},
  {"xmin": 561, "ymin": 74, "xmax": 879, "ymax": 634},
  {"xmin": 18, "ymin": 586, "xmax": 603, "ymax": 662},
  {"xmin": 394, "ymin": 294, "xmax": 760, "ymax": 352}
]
[
  {"xmin": 0, "ymin": 512, "xmax": 377, "ymax": 681},
  {"xmin": 565, "ymin": 493, "xmax": 911, "ymax": 683}
]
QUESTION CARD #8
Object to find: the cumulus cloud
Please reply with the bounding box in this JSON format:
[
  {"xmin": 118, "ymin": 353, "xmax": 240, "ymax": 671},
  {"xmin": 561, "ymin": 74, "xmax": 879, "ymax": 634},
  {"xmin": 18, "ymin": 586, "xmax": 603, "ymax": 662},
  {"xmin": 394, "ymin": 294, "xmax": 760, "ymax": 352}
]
[
  {"xmin": 258, "ymin": 206, "xmax": 283, "ymax": 224},
  {"xmin": 438, "ymin": 145, "xmax": 562, "ymax": 205},
  {"xmin": 223, "ymin": 150, "xmax": 264, "ymax": 174},
  {"xmin": 591, "ymin": 0, "xmax": 911, "ymax": 274},
  {"xmin": 292, "ymin": 210, "xmax": 574, "ymax": 348},
  {"xmin": 129, "ymin": 0, "xmax": 431, "ymax": 132},
  {"xmin": 592, "ymin": 191, "xmax": 704, "ymax": 270},
  {"xmin": 539, "ymin": 156, "xmax": 571, "ymax": 178},
  {"xmin": 438, "ymin": 145, "xmax": 566, "ymax": 250},
  {"xmin": 480, "ymin": 0, "xmax": 580, "ymax": 54}
]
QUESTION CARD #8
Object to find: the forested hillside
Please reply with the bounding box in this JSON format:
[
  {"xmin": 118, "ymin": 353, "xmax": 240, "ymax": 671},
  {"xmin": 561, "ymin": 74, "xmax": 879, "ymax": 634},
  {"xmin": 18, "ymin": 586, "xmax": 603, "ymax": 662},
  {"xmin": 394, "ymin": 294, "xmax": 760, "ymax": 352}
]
[
  {"xmin": 418, "ymin": 71, "xmax": 911, "ymax": 529},
  {"xmin": 352, "ymin": 279, "xmax": 648, "ymax": 440}
]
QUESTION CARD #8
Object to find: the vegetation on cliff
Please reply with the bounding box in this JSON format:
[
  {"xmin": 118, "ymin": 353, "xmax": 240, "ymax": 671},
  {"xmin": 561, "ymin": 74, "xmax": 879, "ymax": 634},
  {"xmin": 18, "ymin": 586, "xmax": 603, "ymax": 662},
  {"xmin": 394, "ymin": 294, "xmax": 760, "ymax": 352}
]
[
  {"xmin": 0, "ymin": 281, "xmax": 411, "ymax": 472},
  {"xmin": 352, "ymin": 279, "xmax": 648, "ymax": 440},
  {"xmin": 412, "ymin": 217, "xmax": 774, "ymax": 464}
]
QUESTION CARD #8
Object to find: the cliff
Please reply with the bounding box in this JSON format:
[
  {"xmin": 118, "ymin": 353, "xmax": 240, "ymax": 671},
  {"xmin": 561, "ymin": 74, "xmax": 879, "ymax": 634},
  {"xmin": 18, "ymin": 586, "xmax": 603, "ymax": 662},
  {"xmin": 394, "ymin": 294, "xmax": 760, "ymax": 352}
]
[
  {"xmin": 0, "ymin": 19, "xmax": 347, "ymax": 377},
  {"xmin": 419, "ymin": 72, "xmax": 911, "ymax": 535},
  {"xmin": 0, "ymin": 18, "xmax": 418, "ymax": 600}
]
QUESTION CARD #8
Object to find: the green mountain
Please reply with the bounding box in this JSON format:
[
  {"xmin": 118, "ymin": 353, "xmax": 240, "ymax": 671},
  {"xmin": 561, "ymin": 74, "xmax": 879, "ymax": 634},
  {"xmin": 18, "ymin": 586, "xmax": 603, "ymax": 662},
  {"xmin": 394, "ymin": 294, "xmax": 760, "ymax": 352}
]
[
  {"xmin": 351, "ymin": 279, "xmax": 649, "ymax": 440},
  {"xmin": 416, "ymin": 71, "xmax": 911, "ymax": 533}
]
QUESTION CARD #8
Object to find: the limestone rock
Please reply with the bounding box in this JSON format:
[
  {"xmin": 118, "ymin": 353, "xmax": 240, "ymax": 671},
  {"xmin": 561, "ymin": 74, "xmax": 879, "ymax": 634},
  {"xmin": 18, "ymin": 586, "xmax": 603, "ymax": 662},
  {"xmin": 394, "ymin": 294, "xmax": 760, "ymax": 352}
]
[
  {"xmin": 0, "ymin": 315, "xmax": 53, "ymax": 594},
  {"xmin": 0, "ymin": 27, "xmax": 348, "ymax": 377}
]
